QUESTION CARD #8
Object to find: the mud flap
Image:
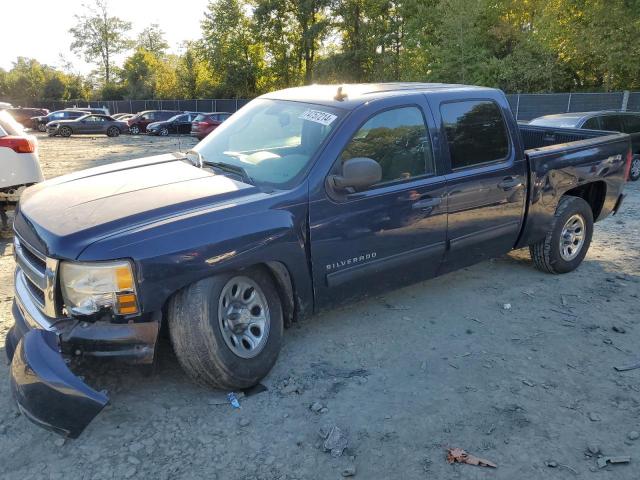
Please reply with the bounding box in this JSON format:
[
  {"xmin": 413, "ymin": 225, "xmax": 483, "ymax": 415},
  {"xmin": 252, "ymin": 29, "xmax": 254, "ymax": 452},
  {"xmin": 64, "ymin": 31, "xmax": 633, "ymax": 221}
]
[{"xmin": 10, "ymin": 329, "xmax": 109, "ymax": 438}]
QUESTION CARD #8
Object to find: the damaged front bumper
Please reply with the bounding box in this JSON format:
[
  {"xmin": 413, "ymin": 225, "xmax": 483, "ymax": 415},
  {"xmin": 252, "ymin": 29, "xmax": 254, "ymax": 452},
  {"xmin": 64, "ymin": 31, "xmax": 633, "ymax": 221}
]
[
  {"xmin": 6, "ymin": 268, "xmax": 160, "ymax": 437},
  {"xmin": 10, "ymin": 329, "xmax": 109, "ymax": 438}
]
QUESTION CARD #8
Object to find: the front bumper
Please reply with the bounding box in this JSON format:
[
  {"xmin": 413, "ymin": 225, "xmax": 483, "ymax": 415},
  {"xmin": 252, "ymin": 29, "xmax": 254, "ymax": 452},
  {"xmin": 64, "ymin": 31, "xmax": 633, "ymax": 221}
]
[
  {"xmin": 6, "ymin": 267, "xmax": 160, "ymax": 437},
  {"xmin": 10, "ymin": 329, "xmax": 109, "ymax": 438}
]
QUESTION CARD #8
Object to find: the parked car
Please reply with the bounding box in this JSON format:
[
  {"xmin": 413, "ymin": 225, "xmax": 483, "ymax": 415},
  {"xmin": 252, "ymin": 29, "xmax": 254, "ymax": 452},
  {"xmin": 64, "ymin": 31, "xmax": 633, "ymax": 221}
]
[
  {"xmin": 0, "ymin": 110, "xmax": 43, "ymax": 228},
  {"xmin": 46, "ymin": 114, "xmax": 129, "ymax": 137},
  {"xmin": 32, "ymin": 110, "xmax": 90, "ymax": 132},
  {"xmin": 6, "ymin": 83, "xmax": 630, "ymax": 437},
  {"xmin": 112, "ymin": 113, "xmax": 131, "ymax": 120},
  {"xmin": 5, "ymin": 108, "xmax": 49, "ymax": 128},
  {"xmin": 146, "ymin": 112, "xmax": 201, "ymax": 136},
  {"xmin": 0, "ymin": 101, "xmax": 12, "ymax": 109},
  {"xmin": 191, "ymin": 112, "xmax": 232, "ymax": 140},
  {"xmin": 64, "ymin": 106, "xmax": 110, "ymax": 116},
  {"xmin": 127, "ymin": 110, "xmax": 182, "ymax": 134},
  {"xmin": 530, "ymin": 111, "xmax": 640, "ymax": 181}
]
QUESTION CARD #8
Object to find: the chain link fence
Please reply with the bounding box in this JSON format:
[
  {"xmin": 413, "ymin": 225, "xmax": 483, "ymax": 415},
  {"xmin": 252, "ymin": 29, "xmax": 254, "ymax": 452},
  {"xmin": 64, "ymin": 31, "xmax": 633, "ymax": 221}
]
[{"xmin": 15, "ymin": 91, "xmax": 640, "ymax": 120}]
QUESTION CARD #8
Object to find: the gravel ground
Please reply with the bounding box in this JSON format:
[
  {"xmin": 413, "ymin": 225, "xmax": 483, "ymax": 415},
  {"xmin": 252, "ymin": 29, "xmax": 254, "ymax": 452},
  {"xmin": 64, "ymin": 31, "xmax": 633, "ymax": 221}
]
[{"xmin": 1, "ymin": 133, "xmax": 639, "ymax": 479}]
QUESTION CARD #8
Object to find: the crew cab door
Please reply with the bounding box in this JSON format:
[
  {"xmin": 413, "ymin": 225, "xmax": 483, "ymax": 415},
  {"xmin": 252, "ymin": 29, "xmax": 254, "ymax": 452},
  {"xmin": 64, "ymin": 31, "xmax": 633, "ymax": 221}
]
[
  {"xmin": 309, "ymin": 96, "xmax": 448, "ymax": 308},
  {"xmin": 431, "ymin": 97, "xmax": 527, "ymax": 272}
]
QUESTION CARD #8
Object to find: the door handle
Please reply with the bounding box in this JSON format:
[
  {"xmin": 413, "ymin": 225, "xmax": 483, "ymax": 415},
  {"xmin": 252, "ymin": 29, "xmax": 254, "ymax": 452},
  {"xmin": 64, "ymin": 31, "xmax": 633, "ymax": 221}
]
[
  {"xmin": 412, "ymin": 197, "xmax": 442, "ymax": 212},
  {"xmin": 498, "ymin": 177, "xmax": 523, "ymax": 191}
]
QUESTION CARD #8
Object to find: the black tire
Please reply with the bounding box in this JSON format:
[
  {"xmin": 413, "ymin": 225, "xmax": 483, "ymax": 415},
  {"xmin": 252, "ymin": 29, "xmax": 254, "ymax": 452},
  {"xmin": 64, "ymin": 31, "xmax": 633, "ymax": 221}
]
[
  {"xmin": 168, "ymin": 266, "xmax": 283, "ymax": 390},
  {"xmin": 106, "ymin": 126, "xmax": 120, "ymax": 137},
  {"xmin": 59, "ymin": 126, "xmax": 72, "ymax": 137},
  {"xmin": 529, "ymin": 196, "xmax": 594, "ymax": 274},
  {"xmin": 130, "ymin": 125, "xmax": 140, "ymax": 135},
  {"xmin": 159, "ymin": 127, "xmax": 169, "ymax": 136},
  {"xmin": 629, "ymin": 155, "xmax": 640, "ymax": 182}
]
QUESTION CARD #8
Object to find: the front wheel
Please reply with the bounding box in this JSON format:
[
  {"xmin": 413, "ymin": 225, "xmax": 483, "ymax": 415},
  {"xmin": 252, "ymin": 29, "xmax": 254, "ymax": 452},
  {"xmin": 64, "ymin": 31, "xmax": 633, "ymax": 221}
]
[
  {"xmin": 59, "ymin": 126, "xmax": 72, "ymax": 137},
  {"xmin": 168, "ymin": 267, "xmax": 283, "ymax": 390},
  {"xmin": 629, "ymin": 155, "xmax": 640, "ymax": 182},
  {"xmin": 106, "ymin": 126, "xmax": 120, "ymax": 137},
  {"xmin": 159, "ymin": 127, "xmax": 169, "ymax": 136},
  {"xmin": 130, "ymin": 125, "xmax": 140, "ymax": 135},
  {"xmin": 529, "ymin": 196, "xmax": 594, "ymax": 274},
  {"xmin": 37, "ymin": 124, "xmax": 47, "ymax": 132}
]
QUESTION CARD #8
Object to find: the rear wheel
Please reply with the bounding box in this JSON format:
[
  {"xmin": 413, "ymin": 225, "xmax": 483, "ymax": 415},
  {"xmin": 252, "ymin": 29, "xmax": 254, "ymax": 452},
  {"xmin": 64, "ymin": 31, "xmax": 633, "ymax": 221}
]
[
  {"xmin": 629, "ymin": 155, "xmax": 640, "ymax": 182},
  {"xmin": 529, "ymin": 196, "xmax": 594, "ymax": 274},
  {"xmin": 130, "ymin": 125, "xmax": 140, "ymax": 135},
  {"xmin": 106, "ymin": 126, "xmax": 120, "ymax": 137},
  {"xmin": 37, "ymin": 124, "xmax": 47, "ymax": 132},
  {"xmin": 59, "ymin": 126, "xmax": 72, "ymax": 137},
  {"xmin": 168, "ymin": 267, "xmax": 283, "ymax": 390},
  {"xmin": 159, "ymin": 127, "xmax": 169, "ymax": 136}
]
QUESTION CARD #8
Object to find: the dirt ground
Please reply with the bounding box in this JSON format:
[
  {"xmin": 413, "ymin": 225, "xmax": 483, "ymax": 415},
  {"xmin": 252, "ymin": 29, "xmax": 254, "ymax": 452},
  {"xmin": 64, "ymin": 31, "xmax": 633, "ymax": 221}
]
[{"xmin": 1, "ymin": 132, "xmax": 639, "ymax": 480}]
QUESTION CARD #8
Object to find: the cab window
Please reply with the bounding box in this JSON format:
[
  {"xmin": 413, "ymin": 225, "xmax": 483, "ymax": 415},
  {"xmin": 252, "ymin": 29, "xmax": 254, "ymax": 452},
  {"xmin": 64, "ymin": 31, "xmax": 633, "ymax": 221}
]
[
  {"xmin": 622, "ymin": 115, "xmax": 640, "ymax": 133},
  {"xmin": 440, "ymin": 100, "xmax": 510, "ymax": 170},
  {"xmin": 340, "ymin": 106, "xmax": 435, "ymax": 185}
]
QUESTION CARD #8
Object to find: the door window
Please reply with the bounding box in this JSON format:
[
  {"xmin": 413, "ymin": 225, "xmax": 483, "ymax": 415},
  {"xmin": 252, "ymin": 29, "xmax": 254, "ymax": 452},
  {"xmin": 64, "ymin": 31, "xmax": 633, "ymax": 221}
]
[
  {"xmin": 340, "ymin": 106, "xmax": 435, "ymax": 185},
  {"xmin": 622, "ymin": 115, "xmax": 640, "ymax": 133},
  {"xmin": 582, "ymin": 117, "xmax": 600, "ymax": 129},
  {"xmin": 84, "ymin": 115, "xmax": 105, "ymax": 122},
  {"xmin": 599, "ymin": 115, "xmax": 623, "ymax": 132},
  {"xmin": 440, "ymin": 100, "xmax": 510, "ymax": 169}
]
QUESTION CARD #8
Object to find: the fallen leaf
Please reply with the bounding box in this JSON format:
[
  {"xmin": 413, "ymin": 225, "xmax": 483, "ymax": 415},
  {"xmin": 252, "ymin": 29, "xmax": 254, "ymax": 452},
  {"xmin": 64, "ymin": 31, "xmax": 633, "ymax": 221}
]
[{"xmin": 447, "ymin": 448, "xmax": 497, "ymax": 468}]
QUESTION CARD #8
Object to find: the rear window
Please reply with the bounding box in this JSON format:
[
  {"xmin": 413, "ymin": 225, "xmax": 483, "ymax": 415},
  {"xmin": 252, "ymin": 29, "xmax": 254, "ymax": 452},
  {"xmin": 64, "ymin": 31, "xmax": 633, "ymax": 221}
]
[
  {"xmin": 599, "ymin": 115, "xmax": 623, "ymax": 132},
  {"xmin": 440, "ymin": 100, "xmax": 510, "ymax": 169},
  {"xmin": 622, "ymin": 115, "xmax": 640, "ymax": 133}
]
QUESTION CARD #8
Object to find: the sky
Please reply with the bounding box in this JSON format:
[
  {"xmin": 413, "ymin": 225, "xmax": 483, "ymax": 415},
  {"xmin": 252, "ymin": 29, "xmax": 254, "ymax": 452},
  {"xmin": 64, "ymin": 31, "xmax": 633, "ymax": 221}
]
[{"xmin": 0, "ymin": 0, "xmax": 211, "ymax": 73}]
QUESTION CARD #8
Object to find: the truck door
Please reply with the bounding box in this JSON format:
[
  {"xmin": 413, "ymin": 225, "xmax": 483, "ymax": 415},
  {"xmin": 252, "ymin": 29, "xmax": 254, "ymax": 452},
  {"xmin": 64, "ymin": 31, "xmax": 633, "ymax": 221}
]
[
  {"xmin": 434, "ymin": 98, "xmax": 527, "ymax": 272},
  {"xmin": 309, "ymin": 97, "xmax": 448, "ymax": 308}
]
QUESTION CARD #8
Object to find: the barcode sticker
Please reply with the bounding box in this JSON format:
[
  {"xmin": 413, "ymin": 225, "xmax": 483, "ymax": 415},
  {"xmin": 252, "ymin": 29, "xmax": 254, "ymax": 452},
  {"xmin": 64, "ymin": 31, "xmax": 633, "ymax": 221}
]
[{"xmin": 299, "ymin": 109, "xmax": 337, "ymax": 126}]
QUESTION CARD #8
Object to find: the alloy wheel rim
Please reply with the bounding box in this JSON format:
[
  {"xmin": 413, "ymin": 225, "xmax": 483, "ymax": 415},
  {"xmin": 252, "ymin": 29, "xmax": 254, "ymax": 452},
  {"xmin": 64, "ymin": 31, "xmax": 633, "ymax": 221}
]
[
  {"xmin": 631, "ymin": 157, "xmax": 640, "ymax": 178},
  {"xmin": 218, "ymin": 276, "xmax": 270, "ymax": 359},
  {"xmin": 559, "ymin": 214, "xmax": 586, "ymax": 261}
]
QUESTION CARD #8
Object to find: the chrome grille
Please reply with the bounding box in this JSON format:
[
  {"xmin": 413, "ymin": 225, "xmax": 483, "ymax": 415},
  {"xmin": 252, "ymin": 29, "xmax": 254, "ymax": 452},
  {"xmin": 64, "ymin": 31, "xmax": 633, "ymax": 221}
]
[{"xmin": 14, "ymin": 234, "xmax": 59, "ymax": 318}]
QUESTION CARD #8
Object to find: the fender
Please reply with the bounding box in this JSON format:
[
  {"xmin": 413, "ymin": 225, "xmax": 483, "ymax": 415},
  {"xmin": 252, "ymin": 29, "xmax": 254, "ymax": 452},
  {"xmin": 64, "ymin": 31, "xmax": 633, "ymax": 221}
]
[{"xmin": 79, "ymin": 188, "xmax": 314, "ymax": 318}]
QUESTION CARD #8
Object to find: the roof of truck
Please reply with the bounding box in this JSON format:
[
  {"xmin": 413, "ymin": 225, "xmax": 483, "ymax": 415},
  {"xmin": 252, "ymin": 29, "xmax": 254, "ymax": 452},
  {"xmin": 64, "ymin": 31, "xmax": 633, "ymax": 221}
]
[{"xmin": 261, "ymin": 83, "xmax": 497, "ymax": 109}]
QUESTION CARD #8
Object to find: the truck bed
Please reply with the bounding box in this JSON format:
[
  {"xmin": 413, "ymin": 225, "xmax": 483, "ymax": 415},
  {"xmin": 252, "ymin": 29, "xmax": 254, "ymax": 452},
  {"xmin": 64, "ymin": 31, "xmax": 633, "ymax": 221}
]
[{"xmin": 515, "ymin": 123, "xmax": 630, "ymax": 249}]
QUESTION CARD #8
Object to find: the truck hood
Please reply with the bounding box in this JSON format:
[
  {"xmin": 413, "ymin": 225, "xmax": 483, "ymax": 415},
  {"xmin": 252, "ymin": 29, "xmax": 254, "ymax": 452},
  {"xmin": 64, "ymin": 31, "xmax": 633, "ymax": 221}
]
[{"xmin": 15, "ymin": 153, "xmax": 259, "ymax": 259}]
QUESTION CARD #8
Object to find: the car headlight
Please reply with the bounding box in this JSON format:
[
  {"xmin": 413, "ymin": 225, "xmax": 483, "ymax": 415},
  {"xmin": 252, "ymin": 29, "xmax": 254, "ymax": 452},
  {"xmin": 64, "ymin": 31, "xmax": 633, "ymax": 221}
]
[{"xmin": 60, "ymin": 260, "xmax": 139, "ymax": 317}]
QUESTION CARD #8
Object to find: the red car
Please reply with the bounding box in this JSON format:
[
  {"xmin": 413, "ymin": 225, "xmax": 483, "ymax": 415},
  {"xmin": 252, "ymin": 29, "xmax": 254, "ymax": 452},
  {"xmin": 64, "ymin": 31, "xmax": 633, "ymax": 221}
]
[
  {"xmin": 190, "ymin": 112, "xmax": 232, "ymax": 140},
  {"xmin": 6, "ymin": 107, "xmax": 49, "ymax": 129},
  {"xmin": 127, "ymin": 110, "xmax": 182, "ymax": 135}
]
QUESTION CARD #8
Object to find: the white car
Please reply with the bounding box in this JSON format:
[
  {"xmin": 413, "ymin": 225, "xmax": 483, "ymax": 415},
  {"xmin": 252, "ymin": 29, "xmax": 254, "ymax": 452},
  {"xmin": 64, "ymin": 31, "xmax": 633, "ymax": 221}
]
[{"xmin": 0, "ymin": 110, "xmax": 43, "ymax": 227}]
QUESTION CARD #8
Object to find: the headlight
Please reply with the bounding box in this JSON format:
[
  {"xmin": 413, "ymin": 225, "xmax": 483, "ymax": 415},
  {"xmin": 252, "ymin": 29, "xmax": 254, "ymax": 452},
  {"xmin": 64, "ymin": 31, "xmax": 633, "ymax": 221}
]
[{"xmin": 60, "ymin": 260, "xmax": 139, "ymax": 317}]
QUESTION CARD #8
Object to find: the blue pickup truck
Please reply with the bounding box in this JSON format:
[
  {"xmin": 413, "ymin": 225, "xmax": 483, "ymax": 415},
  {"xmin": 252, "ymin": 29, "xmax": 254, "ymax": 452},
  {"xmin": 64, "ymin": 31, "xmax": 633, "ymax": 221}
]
[{"xmin": 6, "ymin": 83, "xmax": 631, "ymax": 437}]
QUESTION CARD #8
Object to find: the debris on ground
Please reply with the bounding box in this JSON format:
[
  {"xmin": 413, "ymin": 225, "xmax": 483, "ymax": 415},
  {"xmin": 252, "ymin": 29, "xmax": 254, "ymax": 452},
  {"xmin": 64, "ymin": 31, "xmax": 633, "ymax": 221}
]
[
  {"xmin": 628, "ymin": 431, "xmax": 640, "ymax": 441},
  {"xmin": 310, "ymin": 401, "xmax": 324, "ymax": 413},
  {"xmin": 227, "ymin": 392, "xmax": 241, "ymax": 409},
  {"xmin": 596, "ymin": 455, "xmax": 631, "ymax": 468},
  {"xmin": 587, "ymin": 444, "xmax": 601, "ymax": 456},
  {"xmin": 341, "ymin": 466, "xmax": 357, "ymax": 477},
  {"xmin": 319, "ymin": 425, "xmax": 349, "ymax": 457},
  {"xmin": 614, "ymin": 361, "xmax": 640, "ymax": 372},
  {"xmin": 446, "ymin": 448, "xmax": 497, "ymax": 468},
  {"xmin": 588, "ymin": 412, "xmax": 602, "ymax": 422},
  {"xmin": 207, "ymin": 390, "xmax": 245, "ymax": 406},
  {"xmin": 502, "ymin": 303, "xmax": 512, "ymax": 310},
  {"xmin": 546, "ymin": 460, "xmax": 558, "ymax": 467},
  {"xmin": 612, "ymin": 325, "xmax": 626, "ymax": 334}
]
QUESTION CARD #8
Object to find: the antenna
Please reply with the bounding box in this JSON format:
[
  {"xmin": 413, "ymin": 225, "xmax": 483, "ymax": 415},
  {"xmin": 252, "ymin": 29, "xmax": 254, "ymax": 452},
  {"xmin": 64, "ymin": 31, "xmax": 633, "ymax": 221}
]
[{"xmin": 334, "ymin": 86, "xmax": 347, "ymax": 101}]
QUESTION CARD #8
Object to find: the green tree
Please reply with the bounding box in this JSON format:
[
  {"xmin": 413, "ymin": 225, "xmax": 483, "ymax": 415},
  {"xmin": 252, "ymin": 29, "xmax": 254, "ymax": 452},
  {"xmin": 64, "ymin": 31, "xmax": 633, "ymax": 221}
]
[
  {"xmin": 122, "ymin": 48, "xmax": 159, "ymax": 98},
  {"xmin": 201, "ymin": 0, "xmax": 263, "ymax": 97},
  {"xmin": 69, "ymin": 0, "xmax": 133, "ymax": 85},
  {"xmin": 5, "ymin": 58, "xmax": 46, "ymax": 104},
  {"xmin": 137, "ymin": 24, "xmax": 169, "ymax": 57}
]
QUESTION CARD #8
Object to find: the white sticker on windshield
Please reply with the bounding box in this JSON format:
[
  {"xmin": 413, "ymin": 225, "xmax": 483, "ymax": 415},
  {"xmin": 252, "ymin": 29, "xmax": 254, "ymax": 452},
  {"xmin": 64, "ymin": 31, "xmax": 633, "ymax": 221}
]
[{"xmin": 299, "ymin": 109, "xmax": 337, "ymax": 126}]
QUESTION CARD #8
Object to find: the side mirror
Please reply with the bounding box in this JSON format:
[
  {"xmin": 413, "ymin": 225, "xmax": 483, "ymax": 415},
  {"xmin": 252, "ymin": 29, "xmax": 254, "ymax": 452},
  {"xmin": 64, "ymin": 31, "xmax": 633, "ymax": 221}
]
[{"xmin": 330, "ymin": 157, "xmax": 382, "ymax": 192}]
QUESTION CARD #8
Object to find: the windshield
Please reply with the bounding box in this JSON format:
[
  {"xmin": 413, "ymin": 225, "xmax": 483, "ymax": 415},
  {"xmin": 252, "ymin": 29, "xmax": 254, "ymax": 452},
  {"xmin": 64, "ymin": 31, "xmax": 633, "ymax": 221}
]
[{"xmin": 193, "ymin": 99, "xmax": 343, "ymax": 187}]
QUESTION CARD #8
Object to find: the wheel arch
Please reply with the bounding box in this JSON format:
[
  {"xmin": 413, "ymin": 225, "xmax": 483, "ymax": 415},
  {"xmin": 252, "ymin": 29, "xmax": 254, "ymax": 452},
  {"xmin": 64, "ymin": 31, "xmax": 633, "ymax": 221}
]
[{"xmin": 563, "ymin": 180, "xmax": 607, "ymax": 221}]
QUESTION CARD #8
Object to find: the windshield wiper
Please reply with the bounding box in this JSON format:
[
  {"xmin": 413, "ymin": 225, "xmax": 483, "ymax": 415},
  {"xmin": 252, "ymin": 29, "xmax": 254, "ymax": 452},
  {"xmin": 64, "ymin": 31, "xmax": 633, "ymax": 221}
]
[{"xmin": 204, "ymin": 160, "xmax": 255, "ymax": 185}]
